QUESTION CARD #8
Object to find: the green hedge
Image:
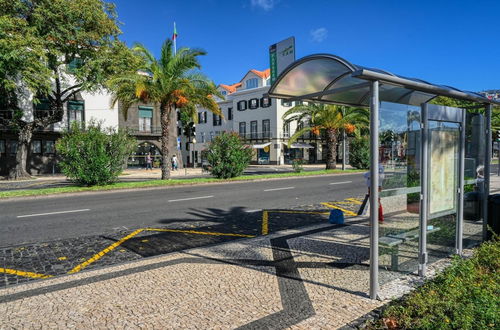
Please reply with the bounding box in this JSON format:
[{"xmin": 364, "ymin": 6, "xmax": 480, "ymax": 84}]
[{"xmin": 370, "ymin": 238, "xmax": 500, "ymax": 329}]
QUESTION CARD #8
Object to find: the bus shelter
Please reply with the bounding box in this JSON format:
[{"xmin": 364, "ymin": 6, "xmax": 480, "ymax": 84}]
[{"xmin": 268, "ymin": 54, "xmax": 500, "ymax": 299}]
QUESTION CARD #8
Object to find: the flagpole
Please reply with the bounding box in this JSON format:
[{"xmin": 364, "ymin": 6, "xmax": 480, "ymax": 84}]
[{"xmin": 173, "ymin": 22, "xmax": 177, "ymax": 55}]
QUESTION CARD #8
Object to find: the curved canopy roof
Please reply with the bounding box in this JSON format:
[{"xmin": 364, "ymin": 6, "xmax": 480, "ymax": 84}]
[{"xmin": 268, "ymin": 54, "xmax": 500, "ymax": 107}]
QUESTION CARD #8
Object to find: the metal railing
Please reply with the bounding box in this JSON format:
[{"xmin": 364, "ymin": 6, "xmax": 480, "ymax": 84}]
[
  {"xmin": 128, "ymin": 126, "xmax": 162, "ymax": 135},
  {"xmin": 239, "ymin": 131, "xmax": 272, "ymax": 140}
]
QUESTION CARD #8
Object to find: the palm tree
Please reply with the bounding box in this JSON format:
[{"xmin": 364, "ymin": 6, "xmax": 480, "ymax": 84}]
[
  {"xmin": 109, "ymin": 39, "xmax": 222, "ymax": 179},
  {"xmin": 282, "ymin": 103, "xmax": 368, "ymax": 169}
]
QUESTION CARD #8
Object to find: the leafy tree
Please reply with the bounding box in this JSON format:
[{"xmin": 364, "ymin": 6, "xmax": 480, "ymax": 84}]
[
  {"xmin": 349, "ymin": 135, "xmax": 370, "ymax": 169},
  {"xmin": 109, "ymin": 39, "xmax": 222, "ymax": 180},
  {"xmin": 282, "ymin": 103, "xmax": 368, "ymax": 169},
  {"xmin": 207, "ymin": 132, "xmax": 253, "ymax": 179},
  {"xmin": 0, "ymin": 0, "xmax": 138, "ymax": 179},
  {"xmin": 56, "ymin": 121, "xmax": 136, "ymax": 186}
]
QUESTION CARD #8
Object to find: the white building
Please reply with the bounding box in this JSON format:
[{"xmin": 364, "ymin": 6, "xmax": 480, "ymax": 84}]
[{"xmin": 182, "ymin": 69, "xmax": 328, "ymax": 166}]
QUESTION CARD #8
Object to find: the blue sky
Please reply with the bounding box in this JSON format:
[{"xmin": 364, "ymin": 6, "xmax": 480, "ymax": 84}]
[{"xmin": 113, "ymin": 0, "xmax": 499, "ymax": 92}]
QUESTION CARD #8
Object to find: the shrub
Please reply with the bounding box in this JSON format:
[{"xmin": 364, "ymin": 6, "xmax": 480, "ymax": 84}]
[
  {"xmin": 368, "ymin": 237, "xmax": 500, "ymax": 329},
  {"xmin": 56, "ymin": 121, "xmax": 136, "ymax": 186},
  {"xmin": 292, "ymin": 159, "xmax": 304, "ymax": 172},
  {"xmin": 207, "ymin": 132, "xmax": 253, "ymax": 179},
  {"xmin": 349, "ymin": 136, "xmax": 370, "ymax": 169}
]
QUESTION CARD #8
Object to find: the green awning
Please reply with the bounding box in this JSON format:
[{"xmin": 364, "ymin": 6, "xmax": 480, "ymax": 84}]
[{"xmin": 138, "ymin": 106, "xmax": 153, "ymax": 118}]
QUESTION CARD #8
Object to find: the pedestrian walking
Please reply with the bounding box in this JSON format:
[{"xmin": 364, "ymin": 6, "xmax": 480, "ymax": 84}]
[
  {"xmin": 360, "ymin": 164, "xmax": 385, "ymax": 222},
  {"xmin": 172, "ymin": 155, "xmax": 178, "ymax": 171},
  {"xmin": 145, "ymin": 152, "xmax": 153, "ymax": 170}
]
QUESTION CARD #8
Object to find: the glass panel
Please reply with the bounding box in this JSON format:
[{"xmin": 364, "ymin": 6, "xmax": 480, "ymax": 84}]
[
  {"xmin": 427, "ymin": 121, "xmax": 459, "ymax": 258},
  {"xmin": 463, "ymin": 112, "xmax": 485, "ymax": 248},
  {"xmin": 321, "ymin": 75, "xmax": 368, "ymax": 105},
  {"xmin": 378, "ymin": 102, "xmax": 422, "ymax": 276},
  {"xmin": 273, "ymin": 58, "xmax": 351, "ymax": 96}
]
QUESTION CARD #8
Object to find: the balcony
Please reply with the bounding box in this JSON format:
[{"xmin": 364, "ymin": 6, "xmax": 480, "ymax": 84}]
[
  {"xmin": 128, "ymin": 126, "xmax": 162, "ymax": 136},
  {"xmin": 239, "ymin": 131, "xmax": 272, "ymax": 140}
]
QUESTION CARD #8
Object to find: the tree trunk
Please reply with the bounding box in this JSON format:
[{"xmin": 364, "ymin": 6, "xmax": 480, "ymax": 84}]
[
  {"xmin": 160, "ymin": 103, "xmax": 172, "ymax": 180},
  {"xmin": 168, "ymin": 108, "xmax": 183, "ymax": 169},
  {"xmin": 325, "ymin": 128, "xmax": 337, "ymax": 170},
  {"xmin": 9, "ymin": 125, "xmax": 33, "ymax": 180}
]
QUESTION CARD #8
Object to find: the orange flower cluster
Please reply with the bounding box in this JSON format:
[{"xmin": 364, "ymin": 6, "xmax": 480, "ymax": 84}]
[
  {"xmin": 311, "ymin": 126, "xmax": 321, "ymax": 136},
  {"xmin": 172, "ymin": 90, "xmax": 189, "ymax": 108},
  {"xmin": 344, "ymin": 123, "xmax": 356, "ymax": 134}
]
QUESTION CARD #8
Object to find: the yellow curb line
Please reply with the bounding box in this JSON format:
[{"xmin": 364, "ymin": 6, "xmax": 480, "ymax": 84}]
[
  {"xmin": 0, "ymin": 267, "xmax": 53, "ymax": 279},
  {"xmin": 68, "ymin": 229, "xmax": 144, "ymax": 274},
  {"xmin": 345, "ymin": 198, "xmax": 363, "ymax": 205},
  {"xmin": 321, "ymin": 202, "xmax": 358, "ymax": 216},
  {"xmin": 262, "ymin": 211, "xmax": 269, "ymax": 235},
  {"xmin": 270, "ymin": 210, "xmax": 330, "ymax": 215},
  {"xmin": 145, "ymin": 228, "xmax": 255, "ymax": 238}
]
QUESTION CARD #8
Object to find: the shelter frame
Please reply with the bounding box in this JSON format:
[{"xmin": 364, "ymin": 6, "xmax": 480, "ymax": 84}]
[{"xmin": 268, "ymin": 54, "xmax": 499, "ymax": 299}]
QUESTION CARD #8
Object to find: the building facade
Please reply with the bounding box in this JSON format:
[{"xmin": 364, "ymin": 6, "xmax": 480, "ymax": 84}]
[
  {"xmin": 0, "ymin": 89, "xmax": 119, "ymax": 176},
  {"xmin": 183, "ymin": 69, "xmax": 331, "ymax": 166}
]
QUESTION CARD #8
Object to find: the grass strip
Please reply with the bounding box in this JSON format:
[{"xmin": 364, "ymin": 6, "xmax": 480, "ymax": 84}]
[
  {"xmin": 0, "ymin": 169, "xmax": 363, "ymax": 199},
  {"xmin": 368, "ymin": 238, "xmax": 500, "ymax": 329}
]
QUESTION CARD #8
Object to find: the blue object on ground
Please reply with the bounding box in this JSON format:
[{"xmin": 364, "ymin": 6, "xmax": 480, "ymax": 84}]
[{"xmin": 329, "ymin": 209, "xmax": 344, "ymax": 224}]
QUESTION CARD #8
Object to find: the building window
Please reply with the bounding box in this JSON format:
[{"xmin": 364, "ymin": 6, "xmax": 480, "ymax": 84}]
[
  {"xmin": 260, "ymin": 97, "xmax": 272, "ymax": 108},
  {"xmin": 283, "ymin": 122, "xmax": 290, "ymax": 138},
  {"xmin": 68, "ymin": 100, "xmax": 84, "ymax": 125},
  {"xmin": 198, "ymin": 111, "xmax": 207, "ymax": 124},
  {"xmin": 213, "ymin": 113, "xmax": 222, "ymax": 126},
  {"xmin": 200, "ymin": 132, "xmax": 205, "ymax": 143},
  {"xmin": 239, "ymin": 122, "xmax": 246, "ymax": 137},
  {"xmin": 228, "ymin": 107, "xmax": 233, "ymax": 120},
  {"xmin": 44, "ymin": 140, "xmax": 55, "ymax": 154},
  {"xmin": 34, "ymin": 99, "xmax": 52, "ymax": 119},
  {"xmin": 138, "ymin": 106, "xmax": 153, "ymax": 132},
  {"xmin": 237, "ymin": 100, "xmax": 247, "ymax": 111},
  {"xmin": 221, "ymin": 91, "xmax": 227, "ymax": 96},
  {"xmin": 67, "ymin": 57, "xmax": 83, "ymax": 73},
  {"xmin": 32, "ymin": 140, "xmax": 42, "ymax": 154},
  {"xmin": 250, "ymin": 121, "xmax": 258, "ymax": 139},
  {"xmin": 0, "ymin": 140, "xmax": 5, "ymax": 154},
  {"xmin": 9, "ymin": 141, "xmax": 17, "ymax": 155},
  {"xmin": 246, "ymin": 78, "xmax": 258, "ymax": 89},
  {"xmin": 281, "ymin": 99, "xmax": 292, "ymax": 107},
  {"xmin": 262, "ymin": 119, "xmax": 270, "ymax": 138},
  {"xmin": 215, "ymin": 131, "xmax": 221, "ymax": 136},
  {"xmin": 295, "ymin": 100, "xmax": 303, "ymax": 106},
  {"xmin": 249, "ymin": 98, "xmax": 259, "ymax": 110}
]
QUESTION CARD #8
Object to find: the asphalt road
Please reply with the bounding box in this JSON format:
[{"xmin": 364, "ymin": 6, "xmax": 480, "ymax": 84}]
[{"xmin": 0, "ymin": 173, "xmax": 367, "ymax": 246}]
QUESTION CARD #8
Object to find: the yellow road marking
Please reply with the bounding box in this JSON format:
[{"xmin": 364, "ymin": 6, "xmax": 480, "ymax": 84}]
[
  {"xmin": 0, "ymin": 267, "xmax": 52, "ymax": 279},
  {"xmin": 270, "ymin": 210, "xmax": 330, "ymax": 215},
  {"xmin": 146, "ymin": 228, "xmax": 255, "ymax": 238},
  {"xmin": 346, "ymin": 198, "xmax": 363, "ymax": 205},
  {"xmin": 262, "ymin": 211, "xmax": 269, "ymax": 235},
  {"xmin": 68, "ymin": 229, "xmax": 144, "ymax": 274},
  {"xmin": 321, "ymin": 202, "xmax": 358, "ymax": 216}
]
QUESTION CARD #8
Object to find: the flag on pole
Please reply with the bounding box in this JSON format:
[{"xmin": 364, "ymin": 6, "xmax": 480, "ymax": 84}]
[{"xmin": 172, "ymin": 22, "xmax": 178, "ymax": 40}]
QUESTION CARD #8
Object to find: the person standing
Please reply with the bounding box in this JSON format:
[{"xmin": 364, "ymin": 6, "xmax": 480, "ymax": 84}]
[
  {"xmin": 145, "ymin": 152, "xmax": 153, "ymax": 170},
  {"xmin": 172, "ymin": 155, "xmax": 178, "ymax": 171},
  {"xmin": 363, "ymin": 164, "xmax": 385, "ymax": 222}
]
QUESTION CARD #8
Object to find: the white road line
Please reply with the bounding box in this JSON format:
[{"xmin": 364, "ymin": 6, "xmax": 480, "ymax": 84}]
[
  {"xmin": 245, "ymin": 209, "xmax": 262, "ymax": 213},
  {"xmin": 168, "ymin": 195, "xmax": 214, "ymax": 202},
  {"xmin": 329, "ymin": 181, "xmax": 353, "ymax": 185},
  {"xmin": 263, "ymin": 187, "xmax": 295, "ymax": 192},
  {"xmin": 17, "ymin": 209, "xmax": 91, "ymax": 218}
]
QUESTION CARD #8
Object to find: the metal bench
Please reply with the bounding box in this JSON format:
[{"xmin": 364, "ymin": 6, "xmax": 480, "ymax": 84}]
[{"xmin": 379, "ymin": 227, "xmax": 440, "ymax": 271}]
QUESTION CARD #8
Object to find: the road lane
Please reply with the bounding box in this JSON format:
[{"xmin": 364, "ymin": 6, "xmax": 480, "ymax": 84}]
[{"xmin": 0, "ymin": 173, "xmax": 366, "ymax": 246}]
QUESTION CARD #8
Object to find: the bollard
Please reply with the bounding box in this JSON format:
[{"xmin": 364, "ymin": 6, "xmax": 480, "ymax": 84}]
[{"xmin": 328, "ymin": 209, "xmax": 344, "ymax": 224}]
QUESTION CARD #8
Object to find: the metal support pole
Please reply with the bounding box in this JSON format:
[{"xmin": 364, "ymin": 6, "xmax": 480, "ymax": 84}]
[
  {"xmin": 342, "ymin": 107, "xmax": 346, "ymax": 171},
  {"xmin": 342, "ymin": 129, "xmax": 346, "ymax": 171},
  {"xmin": 369, "ymin": 80, "xmax": 379, "ymax": 300},
  {"xmin": 497, "ymin": 140, "xmax": 500, "ymax": 177},
  {"xmin": 483, "ymin": 104, "xmax": 492, "ymax": 241},
  {"xmin": 456, "ymin": 109, "xmax": 466, "ymax": 255},
  {"xmin": 419, "ymin": 104, "xmax": 429, "ymax": 277}
]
